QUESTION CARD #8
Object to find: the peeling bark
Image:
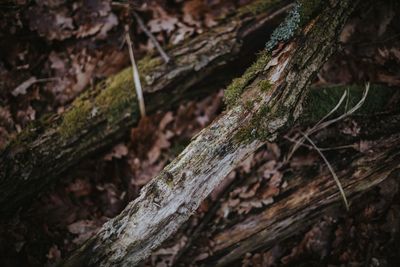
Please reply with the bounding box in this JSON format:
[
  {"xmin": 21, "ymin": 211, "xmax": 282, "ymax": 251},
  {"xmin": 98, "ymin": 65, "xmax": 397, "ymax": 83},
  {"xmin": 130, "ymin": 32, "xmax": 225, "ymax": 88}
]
[
  {"xmin": 62, "ymin": 1, "xmax": 360, "ymax": 266},
  {"xmin": 0, "ymin": 0, "xmax": 291, "ymax": 217}
]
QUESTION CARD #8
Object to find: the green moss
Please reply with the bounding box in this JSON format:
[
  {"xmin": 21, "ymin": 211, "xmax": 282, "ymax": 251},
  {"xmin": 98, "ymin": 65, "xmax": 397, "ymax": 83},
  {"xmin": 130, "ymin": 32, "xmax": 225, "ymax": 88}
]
[
  {"xmin": 302, "ymin": 85, "xmax": 397, "ymax": 123},
  {"xmin": 59, "ymin": 66, "xmax": 138, "ymax": 138},
  {"xmin": 238, "ymin": 0, "xmax": 280, "ymax": 16},
  {"xmin": 224, "ymin": 51, "xmax": 271, "ymax": 107},
  {"xmin": 259, "ymin": 80, "xmax": 272, "ymax": 92},
  {"xmin": 137, "ymin": 55, "xmax": 162, "ymax": 81},
  {"xmin": 57, "ymin": 51, "xmax": 166, "ymax": 139},
  {"xmin": 234, "ymin": 105, "xmax": 271, "ymax": 144},
  {"xmin": 244, "ymin": 100, "xmax": 255, "ymax": 111},
  {"xmin": 95, "ymin": 67, "xmax": 136, "ymax": 121},
  {"xmin": 298, "ymin": 0, "xmax": 322, "ymax": 25},
  {"xmin": 60, "ymin": 99, "xmax": 92, "ymax": 138}
]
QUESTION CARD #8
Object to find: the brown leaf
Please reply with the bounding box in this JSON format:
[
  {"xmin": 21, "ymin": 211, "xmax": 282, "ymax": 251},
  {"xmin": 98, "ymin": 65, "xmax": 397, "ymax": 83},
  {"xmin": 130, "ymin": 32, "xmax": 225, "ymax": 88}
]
[
  {"xmin": 11, "ymin": 76, "xmax": 37, "ymax": 96},
  {"xmin": 104, "ymin": 143, "xmax": 129, "ymax": 160}
]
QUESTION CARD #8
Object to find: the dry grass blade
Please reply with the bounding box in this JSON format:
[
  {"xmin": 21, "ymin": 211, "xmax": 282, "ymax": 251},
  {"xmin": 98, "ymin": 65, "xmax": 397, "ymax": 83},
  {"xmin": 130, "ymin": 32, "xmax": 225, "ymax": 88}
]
[
  {"xmin": 310, "ymin": 83, "xmax": 370, "ymax": 133},
  {"xmin": 286, "ymin": 90, "xmax": 348, "ymax": 160},
  {"xmin": 300, "ymin": 132, "xmax": 350, "ymax": 210},
  {"xmin": 125, "ymin": 27, "xmax": 146, "ymax": 117},
  {"xmin": 286, "ymin": 83, "xmax": 370, "ymax": 161}
]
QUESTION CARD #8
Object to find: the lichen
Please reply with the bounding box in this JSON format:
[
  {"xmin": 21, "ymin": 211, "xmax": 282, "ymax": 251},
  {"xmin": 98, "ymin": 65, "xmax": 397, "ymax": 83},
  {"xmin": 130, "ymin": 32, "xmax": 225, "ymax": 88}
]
[
  {"xmin": 265, "ymin": 3, "xmax": 301, "ymax": 51},
  {"xmin": 224, "ymin": 51, "xmax": 271, "ymax": 107},
  {"xmin": 265, "ymin": 0, "xmax": 322, "ymax": 51}
]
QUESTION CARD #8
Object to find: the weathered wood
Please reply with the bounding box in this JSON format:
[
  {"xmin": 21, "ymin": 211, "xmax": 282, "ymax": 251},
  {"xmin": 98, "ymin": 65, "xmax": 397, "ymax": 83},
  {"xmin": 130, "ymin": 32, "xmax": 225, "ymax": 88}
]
[
  {"xmin": 204, "ymin": 133, "xmax": 400, "ymax": 266},
  {"xmin": 62, "ymin": 1, "xmax": 360, "ymax": 266},
  {"xmin": 0, "ymin": 0, "xmax": 291, "ymax": 217}
]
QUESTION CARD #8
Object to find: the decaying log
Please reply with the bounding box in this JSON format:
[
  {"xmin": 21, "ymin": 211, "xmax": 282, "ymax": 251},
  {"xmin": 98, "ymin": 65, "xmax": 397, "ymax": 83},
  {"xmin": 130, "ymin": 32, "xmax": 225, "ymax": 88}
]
[
  {"xmin": 62, "ymin": 1, "xmax": 361, "ymax": 266},
  {"xmin": 170, "ymin": 107, "xmax": 400, "ymax": 265},
  {"xmin": 0, "ymin": 0, "xmax": 292, "ymax": 217},
  {"xmin": 205, "ymin": 133, "xmax": 400, "ymax": 266}
]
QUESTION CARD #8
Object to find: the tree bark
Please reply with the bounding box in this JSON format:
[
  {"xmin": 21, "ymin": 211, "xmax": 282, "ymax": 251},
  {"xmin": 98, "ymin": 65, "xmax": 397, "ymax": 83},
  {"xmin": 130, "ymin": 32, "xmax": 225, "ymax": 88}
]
[
  {"xmin": 62, "ymin": 1, "xmax": 360, "ymax": 266},
  {"xmin": 203, "ymin": 133, "xmax": 400, "ymax": 266},
  {"xmin": 0, "ymin": 0, "xmax": 292, "ymax": 217}
]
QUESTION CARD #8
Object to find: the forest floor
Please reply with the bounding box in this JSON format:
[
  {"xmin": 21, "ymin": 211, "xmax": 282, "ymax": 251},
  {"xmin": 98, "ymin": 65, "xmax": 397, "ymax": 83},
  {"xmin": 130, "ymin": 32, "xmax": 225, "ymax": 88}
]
[{"xmin": 0, "ymin": 0, "xmax": 399, "ymax": 266}]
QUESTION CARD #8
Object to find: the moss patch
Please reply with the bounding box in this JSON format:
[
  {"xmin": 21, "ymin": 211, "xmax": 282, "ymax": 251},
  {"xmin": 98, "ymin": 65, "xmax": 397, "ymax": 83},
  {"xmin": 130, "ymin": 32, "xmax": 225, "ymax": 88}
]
[
  {"xmin": 238, "ymin": 0, "xmax": 280, "ymax": 16},
  {"xmin": 259, "ymin": 80, "xmax": 272, "ymax": 92},
  {"xmin": 302, "ymin": 85, "xmax": 397, "ymax": 123},
  {"xmin": 234, "ymin": 105, "xmax": 271, "ymax": 144},
  {"xmin": 59, "ymin": 67, "xmax": 138, "ymax": 138},
  {"xmin": 59, "ymin": 98, "xmax": 92, "ymax": 138},
  {"xmin": 298, "ymin": 0, "xmax": 322, "ymax": 25},
  {"xmin": 137, "ymin": 55, "xmax": 162, "ymax": 82},
  {"xmin": 224, "ymin": 51, "xmax": 271, "ymax": 107},
  {"xmin": 95, "ymin": 67, "xmax": 136, "ymax": 121}
]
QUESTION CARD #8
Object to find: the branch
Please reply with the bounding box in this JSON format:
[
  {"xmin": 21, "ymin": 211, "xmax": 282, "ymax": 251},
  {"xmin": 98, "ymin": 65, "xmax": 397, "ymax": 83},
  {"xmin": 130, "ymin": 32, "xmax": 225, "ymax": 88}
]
[{"xmin": 0, "ymin": 0, "xmax": 290, "ymax": 217}]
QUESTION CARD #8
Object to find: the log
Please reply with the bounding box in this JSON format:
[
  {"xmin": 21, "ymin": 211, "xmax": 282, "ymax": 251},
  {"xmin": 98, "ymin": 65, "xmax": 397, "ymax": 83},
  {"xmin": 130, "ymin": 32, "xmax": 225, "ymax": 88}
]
[
  {"xmin": 171, "ymin": 108, "xmax": 400, "ymax": 266},
  {"xmin": 203, "ymin": 133, "xmax": 400, "ymax": 266},
  {"xmin": 62, "ymin": 1, "xmax": 360, "ymax": 266},
  {"xmin": 0, "ymin": 0, "xmax": 292, "ymax": 217}
]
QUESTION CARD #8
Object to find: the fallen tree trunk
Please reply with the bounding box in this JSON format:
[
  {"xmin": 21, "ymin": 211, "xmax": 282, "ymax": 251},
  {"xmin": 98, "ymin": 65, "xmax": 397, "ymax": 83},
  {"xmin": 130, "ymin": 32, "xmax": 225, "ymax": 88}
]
[
  {"xmin": 204, "ymin": 133, "xmax": 400, "ymax": 266},
  {"xmin": 0, "ymin": 0, "xmax": 292, "ymax": 217},
  {"xmin": 62, "ymin": 1, "xmax": 361, "ymax": 266},
  {"xmin": 170, "ymin": 108, "xmax": 400, "ymax": 266}
]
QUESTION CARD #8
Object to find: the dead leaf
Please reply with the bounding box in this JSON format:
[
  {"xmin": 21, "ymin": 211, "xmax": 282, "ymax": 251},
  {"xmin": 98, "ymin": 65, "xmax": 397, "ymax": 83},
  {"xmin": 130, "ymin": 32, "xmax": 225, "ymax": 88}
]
[
  {"xmin": 104, "ymin": 143, "xmax": 129, "ymax": 160},
  {"xmin": 46, "ymin": 244, "xmax": 61, "ymax": 261},
  {"xmin": 147, "ymin": 133, "xmax": 171, "ymax": 164},
  {"xmin": 147, "ymin": 5, "xmax": 178, "ymax": 34},
  {"xmin": 159, "ymin": 111, "xmax": 174, "ymax": 130}
]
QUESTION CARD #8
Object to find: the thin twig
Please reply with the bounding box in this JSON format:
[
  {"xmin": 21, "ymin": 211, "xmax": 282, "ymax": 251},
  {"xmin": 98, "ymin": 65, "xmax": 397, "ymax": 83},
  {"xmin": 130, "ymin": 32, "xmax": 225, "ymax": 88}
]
[
  {"xmin": 300, "ymin": 132, "xmax": 349, "ymax": 211},
  {"xmin": 125, "ymin": 26, "xmax": 146, "ymax": 117},
  {"xmin": 132, "ymin": 11, "xmax": 171, "ymax": 64}
]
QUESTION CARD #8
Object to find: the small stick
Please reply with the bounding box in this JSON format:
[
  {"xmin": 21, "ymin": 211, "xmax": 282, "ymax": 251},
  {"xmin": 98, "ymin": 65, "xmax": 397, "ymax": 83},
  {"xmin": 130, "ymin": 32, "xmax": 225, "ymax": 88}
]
[
  {"xmin": 132, "ymin": 10, "xmax": 171, "ymax": 64},
  {"xmin": 125, "ymin": 26, "xmax": 146, "ymax": 117}
]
